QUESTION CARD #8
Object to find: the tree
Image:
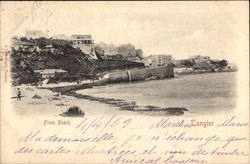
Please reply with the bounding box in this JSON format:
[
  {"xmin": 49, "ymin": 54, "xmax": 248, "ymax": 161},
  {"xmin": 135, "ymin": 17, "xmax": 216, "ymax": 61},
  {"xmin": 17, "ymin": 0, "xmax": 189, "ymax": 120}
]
[
  {"xmin": 183, "ymin": 60, "xmax": 195, "ymax": 67},
  {"xmin": 111, "ymin": 54, "xmax": 124, "ymax": 60},
  {"xmin": 35, "ymin": 37, "xmax": 48, "ymax": 48},
  {"xmin": 210, "ymin": 59, "xmax": 228, "ymax": 71},
  {"xmin": 218, "ymin": 60, "xmax": 228, "ymax": 68},
  {"xmin": 94, "ymin": 47, "xmax": 105, "ymax": 60},
  {"xmin": 135, "ymin": 49, "xmax": 143, "ymax": 59},
  {"xmin": 194, "ymin": 61, "xmax": 210, "ymax": 70}
]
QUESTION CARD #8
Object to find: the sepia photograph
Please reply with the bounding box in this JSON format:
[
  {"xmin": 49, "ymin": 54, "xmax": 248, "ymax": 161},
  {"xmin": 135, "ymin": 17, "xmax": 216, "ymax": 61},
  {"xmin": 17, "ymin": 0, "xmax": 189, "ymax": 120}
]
[{"xmin": 1, "ymin": 1, "xmax": 249, "ymax": 164}]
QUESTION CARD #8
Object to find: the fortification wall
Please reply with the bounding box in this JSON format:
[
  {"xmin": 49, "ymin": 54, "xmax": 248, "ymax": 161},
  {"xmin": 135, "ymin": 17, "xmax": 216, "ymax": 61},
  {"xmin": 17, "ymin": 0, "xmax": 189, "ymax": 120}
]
[
  {"xmin": 108, "ymin": 65, "xmax": 174, "ymax": 83},
  {"xmin": 47, "ymin": 65, "xmax": 174, "ymax": 92},
  {"xmin": 108, "ymin": 71, "xmax": 129, "ymax": 83}
]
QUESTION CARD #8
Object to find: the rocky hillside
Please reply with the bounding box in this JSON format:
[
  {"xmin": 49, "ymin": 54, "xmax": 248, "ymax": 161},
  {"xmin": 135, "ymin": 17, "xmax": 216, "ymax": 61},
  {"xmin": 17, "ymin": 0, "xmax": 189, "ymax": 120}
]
[{"xmin": 11, "ymin": 38, "xmax": 144, "ymax": 84}]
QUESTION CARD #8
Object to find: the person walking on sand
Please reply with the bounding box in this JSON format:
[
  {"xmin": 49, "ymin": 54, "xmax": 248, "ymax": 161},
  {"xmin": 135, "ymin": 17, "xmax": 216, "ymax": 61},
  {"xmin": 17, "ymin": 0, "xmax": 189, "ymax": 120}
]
[
  {"xmin": 17, "ymin": 88, "xmax": 21, "ymax": 101},
  {"xmin": 58, "ymin": 91, "xmax": 61, "ymax": 98},
  {"xmin": 39, "ymin": 80, "xmax": 43, "ymax": 87}
]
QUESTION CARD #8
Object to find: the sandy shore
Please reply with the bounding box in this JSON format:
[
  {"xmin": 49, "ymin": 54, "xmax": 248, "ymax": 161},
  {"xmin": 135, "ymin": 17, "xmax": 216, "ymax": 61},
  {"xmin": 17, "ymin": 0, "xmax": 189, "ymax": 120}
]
[
  {"xmin": 11, "ymin": 83, "xmax": 188, "ymax": 118},
  {"xmin": 11, "ymin": 85, "xmax": 136, "ymax": 118}
]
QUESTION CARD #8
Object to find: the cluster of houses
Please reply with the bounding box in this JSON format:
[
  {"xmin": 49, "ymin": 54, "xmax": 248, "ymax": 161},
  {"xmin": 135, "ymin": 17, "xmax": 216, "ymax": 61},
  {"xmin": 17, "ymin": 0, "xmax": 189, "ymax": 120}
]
[
  {"xmin": 144, "ymin": 54, "xmax": 236, "ymax": 74},
  {"xmin": 11, "ymin": 30, "xmax": 143, "ymax": 61},
  {"xmin": 11, "ymin": 30, "xmax": 236, "ymax": 80},
  {"xmin": 95, "ymin": 42, "xmax": 142, "ymax": 61},
  {"xmin": 70, "ymin": 34, "xmax": 96, "ymax": 59},
  {"xmin": 11, "ymin": 37, "xmax": 56, "ymax": 53},
  {"xmin": 34, "ymin": 69, "xmax": 68, "ymax": 80}
]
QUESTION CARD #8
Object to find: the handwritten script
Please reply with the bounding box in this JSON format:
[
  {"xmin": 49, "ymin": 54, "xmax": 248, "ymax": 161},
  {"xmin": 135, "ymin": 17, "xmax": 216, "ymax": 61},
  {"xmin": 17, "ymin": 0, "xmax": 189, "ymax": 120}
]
[{"xmin": 14, "ymin": 115, "xmax": 249, "ymax": 163}]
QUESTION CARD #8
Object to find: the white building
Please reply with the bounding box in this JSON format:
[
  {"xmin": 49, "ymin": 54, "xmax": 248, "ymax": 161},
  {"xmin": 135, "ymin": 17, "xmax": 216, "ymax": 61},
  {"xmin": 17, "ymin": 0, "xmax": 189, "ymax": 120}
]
[
  {"xmin": 34, "ymin": 69, "xmax": 68, "ymax": 79},
  {"xmin": 189, "ymin": 55, "xmax": 210, "ymax": 63},
  {"xmin": 148, "ymin": 55, "xmax": 172, "ymax": 67},
  {"xmin": 52, "ymin": 34, "xmax": 70, "ymax": 40},
  {"xmin": 70, "ymin": 35, "xmax": 97, "ymax": 59},
  {"xmin": 174, "ymin": 67, "xmax": 193, "ymax": 74},
  {"xmin": 25, "ymin": 30, "xmax": 48, "ymax": 39},
  {"xmin": 45, "ymin": 45, "xmax": 55, "ymax": 52}
]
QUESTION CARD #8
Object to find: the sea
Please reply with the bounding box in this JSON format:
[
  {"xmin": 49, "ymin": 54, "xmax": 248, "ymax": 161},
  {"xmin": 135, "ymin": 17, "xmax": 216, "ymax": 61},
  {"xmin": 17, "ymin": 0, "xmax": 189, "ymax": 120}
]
[{"xmin": 77, "ymin": 72, "xmax": 237, "ymax": 115}]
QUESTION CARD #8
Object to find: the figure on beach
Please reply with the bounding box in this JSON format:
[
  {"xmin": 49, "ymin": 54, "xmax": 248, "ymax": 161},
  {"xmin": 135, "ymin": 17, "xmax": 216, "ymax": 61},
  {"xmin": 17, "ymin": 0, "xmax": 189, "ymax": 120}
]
[
  {"xmin": 58, "ymin": 91, "xmax": 61, "ymax": 98},
  {"xmin": 17, "ymin": 88, "xmax": 21, "ymax": 101},
  {"xmin": 39, "ymin": 80, "xmax": 43, "ymax": 87}
]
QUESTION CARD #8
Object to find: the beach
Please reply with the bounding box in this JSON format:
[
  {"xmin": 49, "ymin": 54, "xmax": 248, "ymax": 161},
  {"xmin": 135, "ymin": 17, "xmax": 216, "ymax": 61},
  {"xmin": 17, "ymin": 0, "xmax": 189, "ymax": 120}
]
[
  {"xmin": 11, "ymin": 85, "xmax": 135, "ymax": 118},
  {"xmin": 11, "ymin": 72, "xmax": 237, "ymax": 118}
]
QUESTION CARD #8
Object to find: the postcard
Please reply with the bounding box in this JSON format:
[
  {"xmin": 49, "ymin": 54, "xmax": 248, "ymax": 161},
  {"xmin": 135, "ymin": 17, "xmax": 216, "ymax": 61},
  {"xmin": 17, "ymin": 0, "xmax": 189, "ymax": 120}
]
[{"xmin": 0, "ymin": 1, "xmax": 249, "ymax": 164}]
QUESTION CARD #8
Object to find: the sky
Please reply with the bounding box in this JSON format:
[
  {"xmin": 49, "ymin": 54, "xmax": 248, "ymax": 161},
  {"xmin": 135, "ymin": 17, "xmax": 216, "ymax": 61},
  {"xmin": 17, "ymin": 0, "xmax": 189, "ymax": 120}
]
[{"xmin": 1, "ymin": 1, "xmax": 248, "ymax": 62}]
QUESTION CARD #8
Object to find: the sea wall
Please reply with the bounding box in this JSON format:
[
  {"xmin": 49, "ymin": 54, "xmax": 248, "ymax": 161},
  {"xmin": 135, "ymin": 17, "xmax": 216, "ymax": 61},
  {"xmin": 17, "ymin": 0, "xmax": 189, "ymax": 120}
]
[
  {"xmin": 108, "ymin": 65, "xmax": 174, "ymax": 83},
  {"xmin": 108, "ymin": 71, "xmax": 129, "ymax": 83},
  {"xmin": 46, "ymin": 65, "xmax": 174, "ymax": 92}
]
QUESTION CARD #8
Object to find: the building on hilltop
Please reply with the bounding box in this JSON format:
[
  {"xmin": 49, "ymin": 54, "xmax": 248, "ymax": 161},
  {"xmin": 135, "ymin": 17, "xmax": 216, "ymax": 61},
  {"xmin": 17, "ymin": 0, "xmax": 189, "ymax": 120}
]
[
  {"xmin": 172, "ymin": 59, "xmax": 194, "ymax": 67},
  {"xmin": 142, "ymin": 57, "xmax": 150, "ymax": 66},
  {"xmin": 70, "ymin": 34, "xmax": 97, "ymax": 59},
  {"xmin": 118, "ymin": 44, "xmax": 136, "ymax": 58},
  {"xmin": 147, "ymin": 55, "xmax": 173, "ymax": 67},
  {"xmin": 96, "ymin": 42, "xmax": 143, "ymax": 61},
  {"xmin": 25, "ymin": 30, "xmax": 48, "ymax": 39},
  {"xmin": 95, "ymin": 42, "xmax": 119, "ymax": 57},
  {"xmin": 45, "ymin": 45, "xmax": 55, "ymax": 52},
  {"xmin": 11, "ymin": 37, "xmax": 35, "ymax": 50},
  {"xmin": 34, "ymin": 69, "xmax": 68, "ymax": 79},
  {"xmin": 189, "ymin": 55, "xmax": 210, "ymax": 63},
  {"xmin": 71, "ymin": 35, "xmax": 94, "ymax": 45},
  {"xmin": 52, "ymin": 34, "xmax": 70, "ymax": 40},
  {"xmin": 188, "ymin": 55, "xmax": 211, "ymax": 70}
]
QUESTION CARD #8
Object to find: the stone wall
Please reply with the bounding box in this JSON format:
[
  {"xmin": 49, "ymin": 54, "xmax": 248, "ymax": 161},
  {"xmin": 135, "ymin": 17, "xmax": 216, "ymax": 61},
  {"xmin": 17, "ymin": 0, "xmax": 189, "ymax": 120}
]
[
  {"xmin": 108, "ymin": 65, "xmax": 174, "ymax": 83},
  {"xmin": 47, "ymin": 65, "xmax": 174, "ymax": 93}
]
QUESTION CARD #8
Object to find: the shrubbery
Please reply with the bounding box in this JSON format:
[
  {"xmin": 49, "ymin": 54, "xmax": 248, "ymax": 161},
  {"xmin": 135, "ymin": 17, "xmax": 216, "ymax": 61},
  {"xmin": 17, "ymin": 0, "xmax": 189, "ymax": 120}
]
[{"xmin": 62, "ymin": 106, "xmax": 85, "ymax": 117}]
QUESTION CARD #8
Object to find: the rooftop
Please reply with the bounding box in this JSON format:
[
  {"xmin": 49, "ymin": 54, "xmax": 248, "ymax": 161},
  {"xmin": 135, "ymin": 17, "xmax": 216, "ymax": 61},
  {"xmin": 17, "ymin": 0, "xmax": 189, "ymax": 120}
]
[
  {"xmin": 34, "ymin": 69, "xmax": 68, "ymax": 74},
  {"xmin": 71, "ymin": 35, "xmax": 92, "ymax": 39},
  {"xmin": 11, "ymin": 39, "xmax": 34, "ymax": 46}
]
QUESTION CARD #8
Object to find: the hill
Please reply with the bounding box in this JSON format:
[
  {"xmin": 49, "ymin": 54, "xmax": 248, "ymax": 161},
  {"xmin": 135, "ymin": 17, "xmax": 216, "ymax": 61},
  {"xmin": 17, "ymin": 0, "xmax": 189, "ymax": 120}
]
[{"xmin": 10, "ymin": 38, "xmax": 144, "ymax": 85}]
